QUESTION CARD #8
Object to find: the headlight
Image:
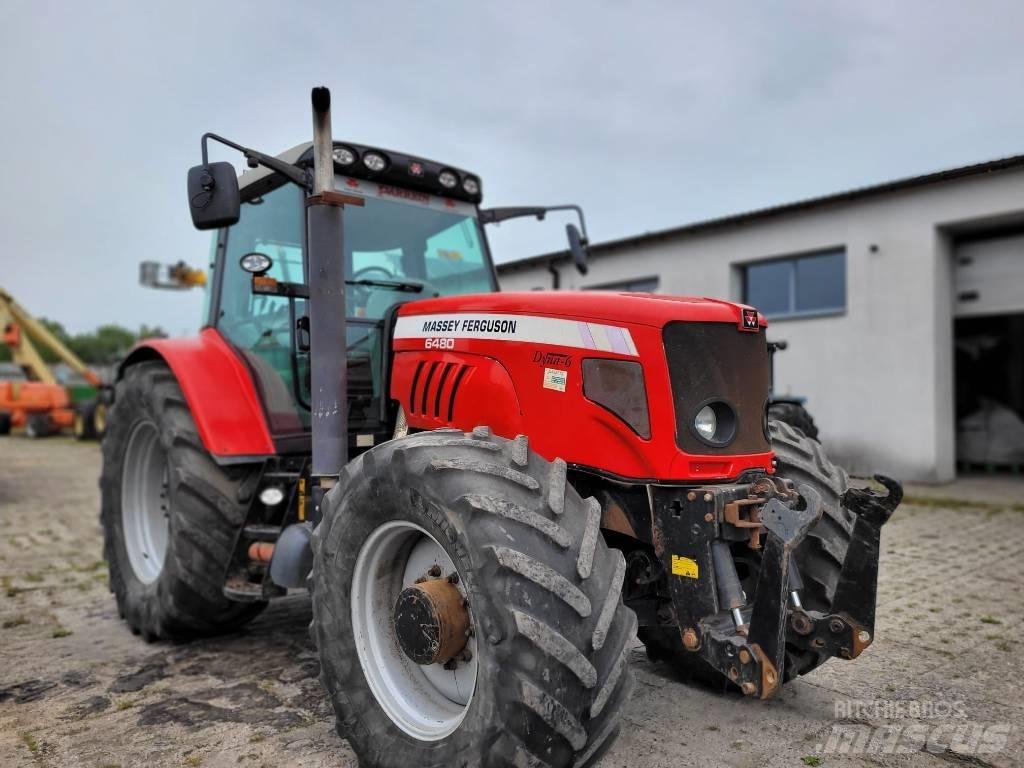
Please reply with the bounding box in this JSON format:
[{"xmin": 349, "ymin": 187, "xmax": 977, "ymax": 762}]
[
  {"xmin": 438, "ymin": 169, "xmax": 458, "ymax": 189},
  {"xmin": 259, "ymin": 486, "xmax": 285, "ymax": 506},
  {"xmin": 690, "ymin": 400, "xmax": 737, "ymax": 447},
  {"xmin": 332, "ymin": 146, "xmax": 357, "ymax": 166},
  {"xmin": 462, "ymin": 176, "xmax": 480, "ymax": 195},
  {"xmin": 582, "ymin": 359, "xmax": 650, "ymax": 438},
  {"xmin": 362, "ymin": 151, "xmax": 387, "ymax": 172},
  {"xmin": 694, "ymin": 405, "xmax": 717, "ymax": 441}
]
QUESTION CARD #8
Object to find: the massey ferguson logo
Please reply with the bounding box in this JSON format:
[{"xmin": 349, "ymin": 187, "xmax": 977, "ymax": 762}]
[{"xmin": 741, "ymin": 308, "xmax": 759, "ymax": 331}]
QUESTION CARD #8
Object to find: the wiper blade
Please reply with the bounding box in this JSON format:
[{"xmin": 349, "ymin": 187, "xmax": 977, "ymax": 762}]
[{"xmin": 345, "ymin": 279, "xmax": 424, "ymax": 293}]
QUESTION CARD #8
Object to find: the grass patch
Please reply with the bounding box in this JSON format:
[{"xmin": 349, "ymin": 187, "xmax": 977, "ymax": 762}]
[
  {"xmin": 980, "ymin": 615, "xmax": 1002, "ymax": 625},
  {"xmin": 705, "ymin": 725, "xmax": 719, "ymax": 731},
  {"xmin": 185, "ymin": 756, "xmax": 203, "ymax": 767},
  {"xmin": 21, "ymin": 732, "xmax": 39, "ymax": 754},
  {"xmin": 23, "ymin": 572, "xmax": 44, "ymax": 583},
  {"xmin": 52, "ymin": 627, "xmax": 73, "ymax": 638},
  {"xmin": 801, "ymin": 757, "xmax": 822, "ymax": 767},
  {"xmin": 995, "ymin": 640, "xmax": 1011, "ymax": 652},
  {"xmin": 248, "ymin": 734, "xmax": 265, "ymax": 743},
  {"xmin": 3, "ymin": 615, "xmax": 29, "ymax": 628}
]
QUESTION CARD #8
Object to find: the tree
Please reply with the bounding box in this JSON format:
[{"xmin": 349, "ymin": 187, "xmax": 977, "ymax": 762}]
[{"xmin": 0, "ymin": 318, "xmax": 169, "ymax": 369}]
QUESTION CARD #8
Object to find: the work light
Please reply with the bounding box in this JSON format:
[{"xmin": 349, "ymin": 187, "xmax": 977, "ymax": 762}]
[
  {"xmin": 438, "ymin": 170, "xmax": 458, "ymax": 189},
  {"xmin": 332, "ymin": 146, "xmax": 357, "ymax": 166},
  {"xmin": 363, "ymin": 152, "xmax": 387, "ymax": 172},
  {"xmin": 259, "ymin": 486, "xmax": 285, "ymax": 506},
  {"xmin": 239, "ymin": 252, "xmax": 272, "ymax": 275},
  {"xmin": 462, "ymin": 176, "xmax": 480, "ymax": 195}
]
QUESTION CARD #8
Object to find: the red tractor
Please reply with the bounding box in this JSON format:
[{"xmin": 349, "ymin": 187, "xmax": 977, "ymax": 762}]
[{"xmin": 101, "ymin": 89, "xmax": 900, "ymax": 768}]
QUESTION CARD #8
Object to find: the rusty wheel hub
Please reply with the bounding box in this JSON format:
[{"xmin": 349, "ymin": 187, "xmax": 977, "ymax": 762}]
[{"xmin": 394, "ymin": 577, "xmax": 470, "ymax": 666}]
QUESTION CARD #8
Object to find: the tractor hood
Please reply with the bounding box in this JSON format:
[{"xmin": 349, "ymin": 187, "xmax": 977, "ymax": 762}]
[{"xmin": 397, "ymin": 291, "xmax": 766, "ymax": 330}]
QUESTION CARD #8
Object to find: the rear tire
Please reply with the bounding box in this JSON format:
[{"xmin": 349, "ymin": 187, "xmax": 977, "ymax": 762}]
[
  {"xmin": 312, "ymin": 428, "xmax": 636, "ymax": 768},
  {"xmin": 638, "ymin": 419, "xmax": 852, "ymax": 684},
  {"xmin": 0, "ymin": 411, "xmax": 11, "ymax": 435},
  {"xmin": 100, "ymin": 361, "xmax": 265, "ymax": 640}
]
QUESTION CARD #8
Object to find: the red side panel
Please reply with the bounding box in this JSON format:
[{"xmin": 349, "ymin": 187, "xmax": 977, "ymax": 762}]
[{"xmin": 122, "ymin": 328, "xmax": 274, "ymax": 458}]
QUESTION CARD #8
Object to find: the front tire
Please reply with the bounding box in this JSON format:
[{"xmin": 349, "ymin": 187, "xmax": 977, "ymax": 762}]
[
  {"xmin": 100, "ymin": 361, "xmax": 265, "ymax": 640},
  {"xmin": 312, "ymin": 428, "xmax": 636, "ymax": 768},
  {"xmin": 768, "ymin": 401, "xmax": 819, "ymax": 441}
]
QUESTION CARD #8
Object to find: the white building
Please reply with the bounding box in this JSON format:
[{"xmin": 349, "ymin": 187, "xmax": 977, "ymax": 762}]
[{"xmin": 497, "ymin": 156, "xmax": 1024, "ymax": 483}]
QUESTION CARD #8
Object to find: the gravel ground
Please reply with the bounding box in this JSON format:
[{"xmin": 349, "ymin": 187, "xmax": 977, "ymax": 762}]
[{"xmin": 1, "ymin": 436, "xmax": 1021, "ymax": 768}]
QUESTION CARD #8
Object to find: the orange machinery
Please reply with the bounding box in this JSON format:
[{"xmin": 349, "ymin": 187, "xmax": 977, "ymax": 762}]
[{"xmin": 0, "ymin": 288, "xmax": 101, "ymax": 436}]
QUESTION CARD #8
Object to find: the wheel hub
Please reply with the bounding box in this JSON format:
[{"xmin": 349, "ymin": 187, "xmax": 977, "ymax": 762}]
[
  {"xmin": 394, "ymin": 577, "xmax": 469, "ymax": 666},
  {"xmin": 350, "ymin": 521, "xmax": 478, "ymax": 740}
]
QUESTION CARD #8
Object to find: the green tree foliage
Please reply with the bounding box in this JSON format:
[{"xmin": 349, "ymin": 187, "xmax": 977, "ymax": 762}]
[{"xmin": 0, "ymin": 319, "xmax": 167, "ymax": 365}]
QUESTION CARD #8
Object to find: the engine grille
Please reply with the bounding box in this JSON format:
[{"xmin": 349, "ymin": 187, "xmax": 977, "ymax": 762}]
[{"xmin": 662, "ymin": 321, "xmax": 771, "ymax": 455}]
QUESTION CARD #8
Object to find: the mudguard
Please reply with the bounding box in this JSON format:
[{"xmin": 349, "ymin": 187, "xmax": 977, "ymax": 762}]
[{"xmin": 118, "ymin": 327, "xmax": 274, "ymax": 459}]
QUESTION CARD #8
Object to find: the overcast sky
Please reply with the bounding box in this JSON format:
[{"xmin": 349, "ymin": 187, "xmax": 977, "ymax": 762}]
[{"xmin": 2, "ymin": 1, "xmax": 1023, "ymax": 335}]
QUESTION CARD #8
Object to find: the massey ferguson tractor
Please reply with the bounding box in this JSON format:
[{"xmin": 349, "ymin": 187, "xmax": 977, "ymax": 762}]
[{"xmin": 100, "ymin": 88, "xmax": 900, "ymax": 768}]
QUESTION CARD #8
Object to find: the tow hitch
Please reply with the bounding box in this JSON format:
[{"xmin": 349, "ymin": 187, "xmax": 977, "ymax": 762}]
[{"xmin": 650, "ymin": 474, "xmax": 902, "ymax": 698}]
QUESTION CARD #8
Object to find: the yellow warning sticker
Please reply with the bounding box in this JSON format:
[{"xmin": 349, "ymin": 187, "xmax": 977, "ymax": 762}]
[{"xmin": 671, "ymin": 555, "xmax": 699, "ymax": 579}]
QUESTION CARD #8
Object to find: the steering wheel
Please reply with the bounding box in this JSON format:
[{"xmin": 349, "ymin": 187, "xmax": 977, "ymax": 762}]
[{"xmin": 352, "ymin": 265, "xmax": 396, "ymax": 281}]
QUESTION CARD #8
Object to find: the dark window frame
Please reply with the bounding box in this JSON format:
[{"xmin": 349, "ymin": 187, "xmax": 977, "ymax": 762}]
[{"xmin": 741, "ymin": 247, "xmax": 846, "ymax": 321}]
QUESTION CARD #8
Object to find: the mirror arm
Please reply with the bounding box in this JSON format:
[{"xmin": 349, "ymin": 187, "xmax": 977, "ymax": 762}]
[
  {"xmin": 479, "ymin": 204, "xmax": 589, "ymax": 244},
  {"xmin": 201, "ymin": 132, "xmax": 312, "ymax": 192}
]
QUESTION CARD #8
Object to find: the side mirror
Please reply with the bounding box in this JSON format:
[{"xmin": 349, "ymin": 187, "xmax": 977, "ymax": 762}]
[
  {"xmin": 187, "ymin": 161, "xmax": 240, "ymax": 230},
  {"xmin": 566, "ymin": 223, "xmax": 589, "ymax": 275}
]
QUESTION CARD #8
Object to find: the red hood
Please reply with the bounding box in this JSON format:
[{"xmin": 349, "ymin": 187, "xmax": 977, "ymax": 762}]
[{"xmin": 397, "ymin": 291, "xmax": 765, "ymax": 329}]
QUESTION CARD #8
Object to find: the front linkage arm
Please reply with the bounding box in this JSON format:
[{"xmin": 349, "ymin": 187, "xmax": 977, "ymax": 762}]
[
  {"xmin": 786, "ymin": 475, "xmax": 903, "ymax": 661},
  {"xmin": 650, "ymin": 473, "xmax": 901, "ymax": 699}
]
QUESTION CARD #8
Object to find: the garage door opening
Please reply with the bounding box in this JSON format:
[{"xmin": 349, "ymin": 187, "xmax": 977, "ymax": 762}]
[{"xmin": 954, "ymin": 232, "xmax": 1024, "ymax": 473}]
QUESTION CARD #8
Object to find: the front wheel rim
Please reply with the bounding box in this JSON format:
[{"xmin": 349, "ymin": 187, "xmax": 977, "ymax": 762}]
[
  {"xmin": 350, "ymin": 520, "xmax": 478, "ymax": 740},
  {"xmin": 121, "ymin": 421, "xmax": 170, "ymax": 584}
]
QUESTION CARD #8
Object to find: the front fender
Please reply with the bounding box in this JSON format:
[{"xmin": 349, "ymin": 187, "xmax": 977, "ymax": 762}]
[{"xmin": 119, "ymin": 327, "xmax": 274, "ymax": 459}]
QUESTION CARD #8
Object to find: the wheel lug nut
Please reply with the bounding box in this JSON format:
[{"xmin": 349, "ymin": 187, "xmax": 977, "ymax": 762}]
[
  {"xmin": 447, "ymin": 573, "xmax": 460, "ymax": 584},
  {"xmin": 427, "ymin": 565, "xmax": 442, "ymax": 578}
]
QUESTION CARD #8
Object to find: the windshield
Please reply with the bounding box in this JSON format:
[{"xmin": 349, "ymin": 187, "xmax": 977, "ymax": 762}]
[
  {"xmin": 340, "ymin": 180, "xmax": 494, "ymax": 319},
  {"xmin": 212, "ymin": 177, "xmax": 495, "ymax": 438}
]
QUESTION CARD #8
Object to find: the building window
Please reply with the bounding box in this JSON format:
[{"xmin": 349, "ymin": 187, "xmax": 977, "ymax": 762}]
[
  {"xmin": 585, "ymin": 276, "xmax": 660, "ymax": 293},
  {"xmin": 743, "ymin": 249, "xmax": 845, "ymax": 319}
]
